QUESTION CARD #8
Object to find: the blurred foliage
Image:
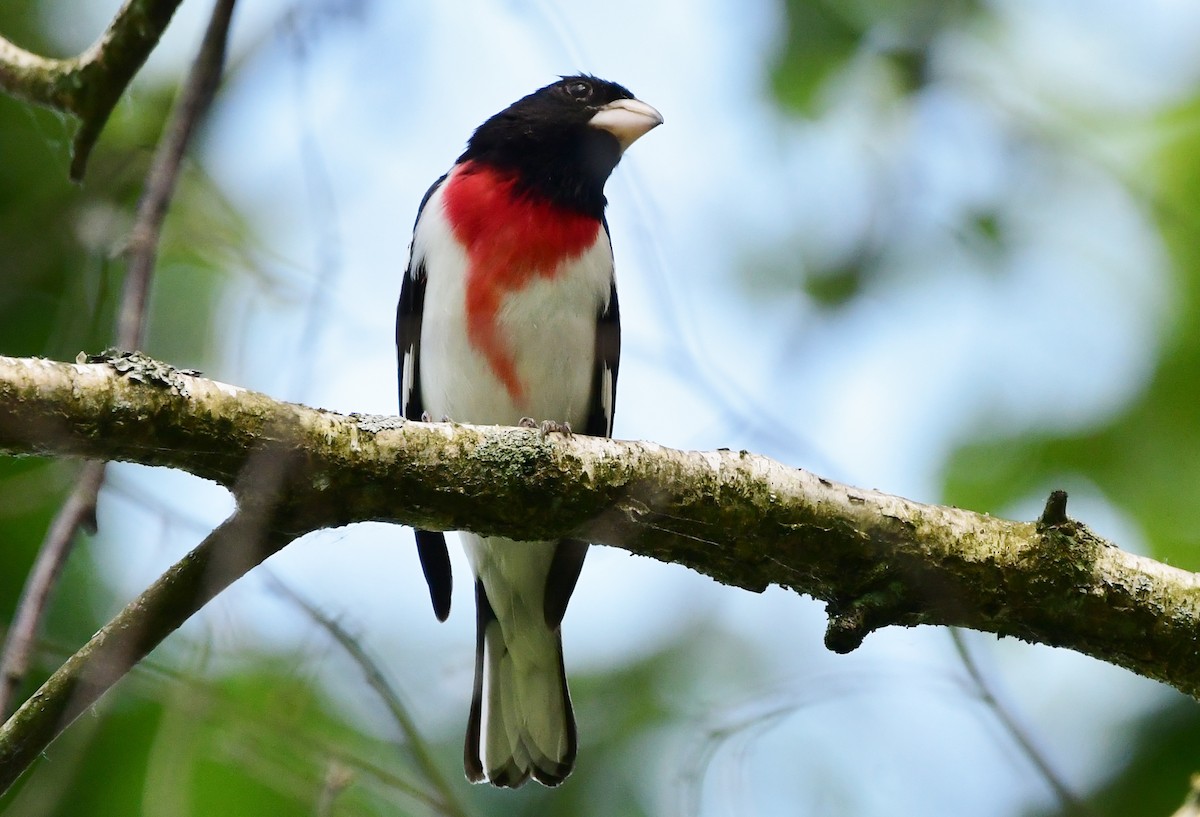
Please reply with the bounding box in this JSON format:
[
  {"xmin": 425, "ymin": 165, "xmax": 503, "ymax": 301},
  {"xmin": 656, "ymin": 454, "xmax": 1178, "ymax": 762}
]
[
  {"xmin": 0, "ymin": 622, "xmax": 730, "ymax": 817},
  {"xmin": 943, "ymin": 97, "xmax": 1200, "ymax": 571},
  {"xmin": 769, "ymin": 1, "xmax": 1200, "ymax": 815},
  {"xmin": 944, "ymin": 92, "xmax": 1200, "ymax": 815},
  {"xmin": 1, "ymin": 654, "xmax": 442, "ymax": 816},
  {"xmin": 2, "ymin": 0, "xmax": 1200, "ymax": 815},
  {"xmin": 0, "ymin": 0, "xmax": 253, "ymax": 813},
  {"xmin": 770, "ymin": 0, "xmax": 986, "ymax": 305},
  {"xmin": 769, "ymin": 0, "xmax": 863, "ymax": 113},
  {"xmin": 803, "ymin": 257, "xmax": 869, "ymax": 308},
  {"xmin": 769, "ymin": 1, "xmax": 1200, "ymax": 570},
  {"xmin": 1030, "ymin": 700, "xmax": 1200, "ymax": 817},
  {"xmin": 0, "ymin": 0, "xmax": 230, "ymax": 646},
  {"xmin": 770, "ymin": 0, "xmax": 979, "ymax": 112}
]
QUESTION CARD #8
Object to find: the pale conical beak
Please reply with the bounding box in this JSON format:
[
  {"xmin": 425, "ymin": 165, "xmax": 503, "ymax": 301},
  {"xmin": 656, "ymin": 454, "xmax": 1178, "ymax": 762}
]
[{"xmin": 589, "ymin": 98, "xmax": 663, "ymax": 152}]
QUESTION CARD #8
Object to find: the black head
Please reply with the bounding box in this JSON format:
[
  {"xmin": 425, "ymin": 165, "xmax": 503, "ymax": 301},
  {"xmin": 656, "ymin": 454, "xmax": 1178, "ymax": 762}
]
[{"xmin": 459, "ymin": 75, "xmax": 662, "ymax": 217}]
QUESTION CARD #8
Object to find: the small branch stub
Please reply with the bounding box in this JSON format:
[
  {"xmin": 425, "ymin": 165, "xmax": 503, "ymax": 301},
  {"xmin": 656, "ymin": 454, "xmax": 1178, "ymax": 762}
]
[
  {"xmin": 1039, "ymin": 489, "xmax": 1070, "ymax": 527},
  {"xmin": 824, "ymin": 604, "xmax": 871, "ymax": 654},
  {"xmin": 823, "ymin": 581, "xmax": 914, "ymax": 654}
]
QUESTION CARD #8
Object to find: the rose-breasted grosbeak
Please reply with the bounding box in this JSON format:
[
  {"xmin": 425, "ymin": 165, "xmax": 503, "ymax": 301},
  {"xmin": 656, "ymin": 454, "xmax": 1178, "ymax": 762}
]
[{"xmin": 396, "ymin": 76, "xmax": 661, "ymax": 787}]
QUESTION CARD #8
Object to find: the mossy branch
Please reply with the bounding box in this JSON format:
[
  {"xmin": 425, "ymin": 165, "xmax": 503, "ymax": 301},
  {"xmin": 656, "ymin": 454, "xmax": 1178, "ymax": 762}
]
[
  {"xmin": 0, "ymin": 0, "xmax": 186, "ymax": 180},
  {"xmin": 1, "ymin": 351, "xmax": 1199, "ymax": 792}
]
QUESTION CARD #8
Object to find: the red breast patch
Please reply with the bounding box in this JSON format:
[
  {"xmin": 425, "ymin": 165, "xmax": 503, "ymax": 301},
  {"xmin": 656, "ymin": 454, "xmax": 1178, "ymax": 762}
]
[{"xmin": 443, "ymin": 161, "xmax": 601, "ymax": 402}]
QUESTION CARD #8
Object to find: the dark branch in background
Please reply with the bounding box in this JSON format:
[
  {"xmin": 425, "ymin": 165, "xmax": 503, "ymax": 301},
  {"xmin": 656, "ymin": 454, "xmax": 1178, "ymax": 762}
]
[
  {"xmin": 0, "ymin": 0, "xmax": 186, "ymax": 181},
  {"xmin": 0, "ymin": 462, "xmax": 104, "ymax": 716},
  {"xmin": 119, "ymin": 0, "xmax": 238, "ymax": 350},
  {"xmin": 947, "ymin": 629, "xmax": 1090, "ymax": 816},
  {"xmin": 0, "ymin": 0, "xmax": 237, "ymax": 723},
  {"xmin": 1, "ymin": 351, "xmax": 1200, "ymax": 798}
]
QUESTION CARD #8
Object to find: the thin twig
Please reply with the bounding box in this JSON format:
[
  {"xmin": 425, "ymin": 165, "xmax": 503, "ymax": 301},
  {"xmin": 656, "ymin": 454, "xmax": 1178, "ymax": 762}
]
[
  {"xmin": 268, "ymin": 576, "xmax": 471, "ymax": 817},
  {"xmin": 948, "ymin": 628, "xmax": 1093, "ymax": 817},
  {"xmin": 119, "ymin": 0, "xmax": 238, "ymax": 350},
  {"xmin": 0, "ymin": 461, "xmax": 105, "ymax": 716}
]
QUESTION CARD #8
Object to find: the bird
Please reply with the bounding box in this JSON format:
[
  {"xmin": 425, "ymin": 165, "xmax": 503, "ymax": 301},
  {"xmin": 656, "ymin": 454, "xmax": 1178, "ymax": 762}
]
[{"xmin": 396, "ymin": 76, "xmax": 662, "ymax": 787}]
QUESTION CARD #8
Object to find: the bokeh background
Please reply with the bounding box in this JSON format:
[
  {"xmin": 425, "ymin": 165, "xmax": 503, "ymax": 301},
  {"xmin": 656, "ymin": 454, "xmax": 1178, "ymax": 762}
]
[{"xmin": 3, "ymin": 0, "xmax": 1200, "ymax": 815}]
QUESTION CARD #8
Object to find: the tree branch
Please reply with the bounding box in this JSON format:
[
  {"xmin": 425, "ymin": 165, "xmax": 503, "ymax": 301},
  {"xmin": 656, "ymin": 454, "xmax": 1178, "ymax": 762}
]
[
  {"xmin": 0, "ymin": 351, "xmax": 1198, "ymax": 792},
  {"xmin": 0, "ymin": 0, "xmax": 187, "ymax": 180}
]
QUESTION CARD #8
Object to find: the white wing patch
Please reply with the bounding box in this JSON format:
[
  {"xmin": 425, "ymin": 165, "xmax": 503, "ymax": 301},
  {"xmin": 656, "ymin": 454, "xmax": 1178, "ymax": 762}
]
[
  {"xmin": 401, "ymin": 341, "xmax": 417, "ymax": 414},
  {"xmin": 600, "ymin": 362, "xmax": 615, "ymax": 437}
]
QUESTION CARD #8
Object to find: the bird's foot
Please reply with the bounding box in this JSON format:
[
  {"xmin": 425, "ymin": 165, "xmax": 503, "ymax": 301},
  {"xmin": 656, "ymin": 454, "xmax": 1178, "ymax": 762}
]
[{"xmin": 519, "ymin": 417, "xmax": 574, "ymax": 439}]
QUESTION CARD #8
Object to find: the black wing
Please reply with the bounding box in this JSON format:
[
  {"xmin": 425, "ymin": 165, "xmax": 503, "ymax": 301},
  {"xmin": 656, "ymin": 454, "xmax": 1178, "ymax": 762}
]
[
  {"xmin": 544, "ymin": 237, "xmax": 620, "ymax": 629},
  {"xmin": 585, "ymin": 274, "xmax": 620, "ymax": 438},
  {"xmin": 397, "ymin": 174, "xmax": 452, "ymax": 622}
]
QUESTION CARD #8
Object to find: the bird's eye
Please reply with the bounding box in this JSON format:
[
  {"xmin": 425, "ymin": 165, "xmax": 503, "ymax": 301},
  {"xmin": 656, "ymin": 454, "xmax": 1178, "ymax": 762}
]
[{"xmin": 566, "ymin": 81, "xmax": 592, "ymax": 100}]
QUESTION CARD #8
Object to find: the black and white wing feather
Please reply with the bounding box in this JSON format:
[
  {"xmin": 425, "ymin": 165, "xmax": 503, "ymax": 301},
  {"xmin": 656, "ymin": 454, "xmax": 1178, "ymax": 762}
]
[{"xmin": 397, "ymin": 175, "xmax": 453, "ymax": 622}]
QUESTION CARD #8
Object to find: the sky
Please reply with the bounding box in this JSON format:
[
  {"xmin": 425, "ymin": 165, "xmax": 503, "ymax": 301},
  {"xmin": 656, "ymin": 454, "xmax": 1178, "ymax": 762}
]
[{"xmin": 55, "ymin": 0, "xmax": 1200, "ymax": 814}]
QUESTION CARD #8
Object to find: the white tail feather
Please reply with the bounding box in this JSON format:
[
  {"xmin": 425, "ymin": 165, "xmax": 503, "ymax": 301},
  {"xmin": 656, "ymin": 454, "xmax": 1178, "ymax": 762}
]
[{"xmin": 464, "ymin": 535, "xmax": 576, "ymax": 787}]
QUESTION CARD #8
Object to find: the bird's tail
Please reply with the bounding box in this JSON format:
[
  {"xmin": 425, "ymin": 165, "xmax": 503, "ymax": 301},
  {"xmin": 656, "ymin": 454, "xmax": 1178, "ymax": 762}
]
[{"xmin": 464, "ymin": 579, "xmax": 576, "ymax": 787}]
